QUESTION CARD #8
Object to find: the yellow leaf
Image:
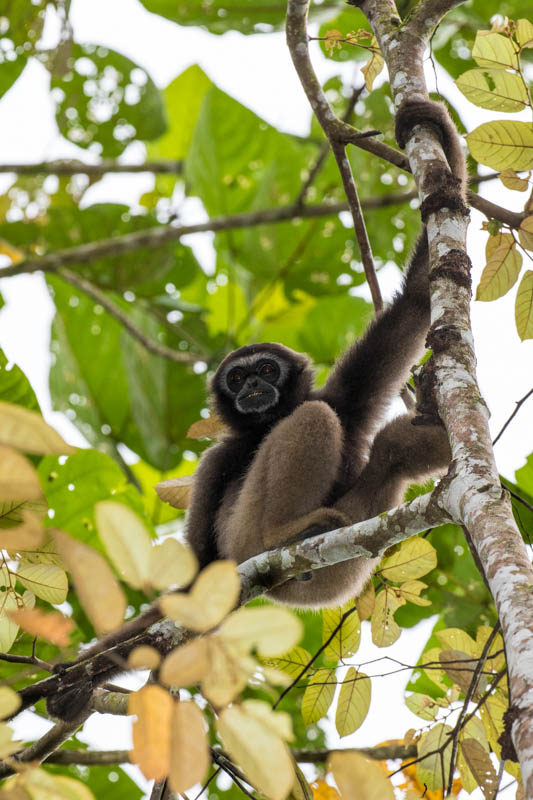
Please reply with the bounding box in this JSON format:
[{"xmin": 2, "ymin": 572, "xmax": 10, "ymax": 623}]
[
  {"xmin": 160, "ymin": 638, "xmax": 210, "ymax": 688},
  {"xmin": 417, "ymin": 723, "xmax": 453, "ymax": 791},
  {"xmin": 380, "ymin": 537, "xmax": 437, "ymax": 581},
  {"xmin": 460, "ymin": 739, "xmax": 498, "ymax": 799},
  {"xmin": 0, "ymin": 446, "xmax": 44, "ymax": 502},
  {"xmin": 361, "ymin": 41, "xmax": 384, "ymax": 92},
  {"xmin": 472, "ymin": 31, "xmax": 519, "ymax": 70},
  {"xmin": 301, "ymin": 669, "xmax": 336, "ymax": 724},
  {"xmin": 242, "ymin": 699, "xmax": 294, "ymax": 741},
  {"xmin": 268, "ymin": 646, "xmax": 312, "ymax": 678},
  {"xmin": 466, "ymin": 121, "xmax": 533, "ymax": 171},
  {"xmin": 16, "ymin": 562, "xmax": 68, "ymax": 604},
  {"xmin": 476, "ymin": 239, "xmax": 522, "ymax": 301},
  {"xmin": 516, "ymin": 19, "xmax": 533, "ymax": 48},
  {"xmin": 371, "ymin": 587, "xmax": 403, "ymax": 647},
  {"xmin": 149, "ymin": 538, "xmax": 198, "ymax": 590},
  {"xmin": 311, "ymin": 778, "xmax": 341, "ymax": 800},
  {"xmin": 218, "ymin": 606, "xmax": 303, "ymax": 657},
  {"xmin": 0, "ymin": 401, "xmax": 75, "ymax": 455},
  {"xmin": 0, "ymin": 239, "xmax": 23, "ymax": 264},
  {"xmin": 7, "ymin": 607, "xmax": 73, "ymax": 647},
  {"xmin": 169, "ymin": 701, "xmax": 209, "ymax": 794},
  {"xmin": 335, "ymin": 667, "xmax": 371, "ymax": 737},
  {"xmin": 499, "ymin": 169, "xmax": 529, "ymax": 191},
  {"xmin": 355, "ymin": 580, "xmax": 375, "ymax": 620},
  {"xmin": 480, "ymin": 696, "xmax": 506, "ymax": 756},
  {"xmin": 159, "ymin": 560, "xmax": 240, "ymax": 632},
  {"xmin": 405, "ymin": 693, "xmax": 444, "ymax": 721},
  {"xmin": 155, "ymin": 475, "xmax": 194, "ymax": 509},
  {"xmin": 435, "ymin": 627, "xmax": 477, "ymax": 655},
  {"xmin": 0, "ymin": 510, "xmax": 44, "ymax": 552},
  {"xmin": 0, "ymin": 721, "xmax": 22, "ymax": 758},
  {"xmin": 519, "ymin": 216, "xmax": 533, "ymax": 251},
  {"xmin": 187, "ymin": 414, "xmax": 226, "ymax": 439},
  {"xmin": 398, "ymin": 580, "xmax": 431, "ymax": 606},
  {"xmin": 54, "ymin": 529, "xmax": 126, "ymax": 634},
  {"xmin": 329, "ymin": 751, "xmax": 395, "ymax": 800},
  {"xmin": 0, "ymin": 687, "xmax": 21, "ymax": 719},
  {"xmin": 201, "ymin": 638, "xmax": 256, "ymax": 706},
  {"xmin": 5, "ymin": 769, "xmax": 96, "ymax": 799},
  {"xmin": 322, "ymin": 604, "xmax": 360, "ymax": 662},
  {"xmin": 439, "ymin": 649, "xmax": 486, "ymax": 697},
  {"xmin": 130, "ymin": 685, "xmax": 173, "ymax": 781},
  {"xmin": 0, "ymin": 591, "xmax": 21, "ymax": 652},
  {"xmin": 419, "ymin": 647, "xmax": 449, "ymax": 693},
  {"xmin": 456, "ymin": 69, "xmax": 527, "ymax": 112},
  {"xmin": 217, "ymin": 705, "xmax": 295, "ymax": 800},
  {"xmin": 516, "ymin": 270, "xmax": 533, "ymax": 340},
  {"xmin": 128, "ymin": 645, "xmax": 162, "ymax": 670},
  {"xmin": 95, "ymin": 501, "xmax": 152, "ymax": 590}
]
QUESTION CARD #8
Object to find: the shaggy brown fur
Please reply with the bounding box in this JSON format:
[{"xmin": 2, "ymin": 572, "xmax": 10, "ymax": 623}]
[{"xmin": 186, "ymin": 100, "xmax": 466, "ymax": 608}]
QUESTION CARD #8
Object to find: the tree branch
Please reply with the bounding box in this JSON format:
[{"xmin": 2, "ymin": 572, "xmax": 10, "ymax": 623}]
[
  {"xmin": 354, "ymin": 0, "xmax": 533, "ymax": 792},
  {"xmin": 57, "ymin": 269, "xmax": 202, "ymax": 364},
  {"xmin": 14, "ymin": 486, "xmax": 454, "ymax": 718},
  {"xmin": 286, "ymin": 0, "xmax": 382, "ymax": 309},
  {"xmin": 0, "ymin": 159, "xmax": 183, "ymax": 176}
]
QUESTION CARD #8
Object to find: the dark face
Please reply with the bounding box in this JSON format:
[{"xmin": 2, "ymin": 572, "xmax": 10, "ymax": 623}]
[
  {"xmin": 211, "ymin": 343, "xmax": 314, "ymax": 432},
  {"xmin": 222, "ymin": 354, "xmax": 287, "ymax": 415}
]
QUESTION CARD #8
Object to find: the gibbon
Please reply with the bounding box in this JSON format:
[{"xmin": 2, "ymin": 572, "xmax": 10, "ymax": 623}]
[{"xmin": 186, "ymin": 99, "xmax": 467, "ymax": 607}]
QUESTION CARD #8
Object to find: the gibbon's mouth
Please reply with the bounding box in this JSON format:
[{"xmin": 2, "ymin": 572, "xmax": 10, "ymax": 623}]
[{"xmin": 245, "ymin": 391, "xmax": 263, "ymax": 399}]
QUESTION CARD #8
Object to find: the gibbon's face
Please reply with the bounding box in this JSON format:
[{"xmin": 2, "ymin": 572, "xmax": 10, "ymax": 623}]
[{"xmin": 219, "ymin": 352, "xmax": 290, "ymax": 415}]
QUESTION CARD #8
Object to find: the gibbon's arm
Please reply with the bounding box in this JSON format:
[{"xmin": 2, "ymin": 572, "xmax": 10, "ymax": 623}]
[
  {"xmin": 318, "ymin": 100, "xmax": 467, "ymax": 437},
  {"xmin": 186, "ymin": 441, "xmax": 234, "ymax": 567}
]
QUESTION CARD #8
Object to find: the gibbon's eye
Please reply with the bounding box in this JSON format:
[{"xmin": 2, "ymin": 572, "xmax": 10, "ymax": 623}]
[
  {"xmin": 227, "ymin": 367, "xmax": 246, "ymax": 392},
  {"xmin": 258, "ymin": 361, "xmax": 280, "ymax": 383}
]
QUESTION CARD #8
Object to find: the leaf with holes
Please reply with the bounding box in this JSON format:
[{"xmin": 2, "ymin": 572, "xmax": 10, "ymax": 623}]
[{"xmin": 380, "ymin": 537, "xmax": 437, "ymax": 582}]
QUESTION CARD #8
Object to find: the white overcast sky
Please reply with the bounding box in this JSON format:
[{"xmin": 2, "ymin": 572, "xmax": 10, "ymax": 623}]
[{"xmin": 0, "ymin": 1, "xmax": 530, "ymax": 796}]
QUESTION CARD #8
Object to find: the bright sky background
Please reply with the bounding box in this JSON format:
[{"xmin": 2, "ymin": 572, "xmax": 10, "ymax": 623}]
[{"xmin": 1, "ymin": 1, "xmax": 531, "ymax": 797}]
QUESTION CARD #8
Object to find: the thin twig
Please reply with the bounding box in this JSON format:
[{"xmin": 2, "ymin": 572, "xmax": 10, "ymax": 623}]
[
  {"xmin": 446, "ymin": 623, "xmax": 501, "ymax": 795},
  {"xmin": 493, "ymin": 387, "xmax": 533, "ymax": 446},
  {"xmin": 273, "ymin": 604, "xmax": 358, "ymax": 709},
  {"xmin": 57, "ymin": 269, "xmax": 200, "ymax": 365}
]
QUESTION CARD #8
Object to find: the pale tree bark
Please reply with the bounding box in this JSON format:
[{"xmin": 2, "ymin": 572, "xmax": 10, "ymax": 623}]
[{"xmin": 341, "ymin": 0, "xmax": 533, "ymax": 792}]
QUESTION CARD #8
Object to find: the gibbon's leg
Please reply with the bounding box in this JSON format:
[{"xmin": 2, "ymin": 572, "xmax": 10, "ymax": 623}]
[
  {"xmin": 268, "ymin": 415, "xmax": 450, "ymax": 609},
  {"xmin": 334, "ymin": 414, "xmax": 451, "ymax": 521},
  {"xmin": 216, "ymin": 400, "xmax": 350, "ymax": 565}
]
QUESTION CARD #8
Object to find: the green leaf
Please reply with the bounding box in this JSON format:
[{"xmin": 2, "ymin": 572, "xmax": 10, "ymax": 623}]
[
  {"xmin": 137, "ymin": 0, "xmax": 292, "ymax": 35},
  {"xmin": 335, "ymin": 668, "xmax": 371, "ymax": 737},
  {"xmin": 38, "ymin": 450, "xmax": 148, "ymax": 547},
  {"xmin": 299, "ymin": 295, "xmax": 371, "ymax": 364},
  {"xmin": 0, "ymin": 350, "xmax": 39, "ymax": 411},
  {"xmin": 268, "ymin": 646, "xmax": 313, "ymax": 679},
  {"xmin": 456, "ymin": 69, "xmax": 527, "ymax": 112},
  {"xmin": 0, "ymin": 0, "xmax": 46, "ymax": 99},
  {"xmin": 322, "ymin": 604, "xmax": 360, "ymax": 662},
  {"xmin": 16, "ymin": 562, "xmax": 68, "ymax": 604},
  {"xmin": 150, "ymin": 65, "xmax": 212, "ymax": 160},
  {"xmin": 466, "ymin": 121, "xmax": 533, "ymax": 171},
  {"xmin": 50, "ymin": 43, "xmax": 167, "ymax": 158},
  {"xmin": 301, "ymin": 669, "xmax": 336, "ymax": 724},
  {"xmin": 516, "ymin": 19, "xmax": 533, "ymax": 48},
  {"xmin": 515, "ymin": 270, "xmax": 533, "ymax": 340},
  {"xmin": 48, "ymin": 275, "xmax": 204, "ymax": 469},
  {"xmin": 471, "ymin": 32, "xmax": 519, "ymax": 71},
  {"xmin": 405, "ymin": 693, "xmax": 447, "ymax": 721}
]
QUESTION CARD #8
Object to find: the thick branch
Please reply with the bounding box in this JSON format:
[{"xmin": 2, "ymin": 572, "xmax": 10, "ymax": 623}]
[{"xmin": 356, "ymin": 0, "xmax": 533, "ymax": 792}]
